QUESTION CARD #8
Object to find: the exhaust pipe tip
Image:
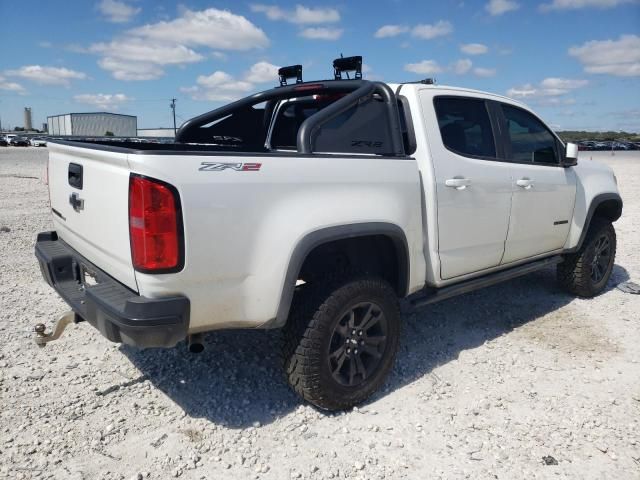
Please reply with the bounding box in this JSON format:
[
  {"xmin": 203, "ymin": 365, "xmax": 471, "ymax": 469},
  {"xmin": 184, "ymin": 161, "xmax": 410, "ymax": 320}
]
[{"xmin": 187, "ymin": 334, "xmax": 205, "ymax": 353}]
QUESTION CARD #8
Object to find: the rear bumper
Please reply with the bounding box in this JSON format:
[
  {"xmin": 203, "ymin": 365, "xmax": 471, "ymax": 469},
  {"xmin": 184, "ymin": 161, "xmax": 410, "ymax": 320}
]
[{"xmin": 35, "ymin": 231, "xmax": 189, "ymax": 348}]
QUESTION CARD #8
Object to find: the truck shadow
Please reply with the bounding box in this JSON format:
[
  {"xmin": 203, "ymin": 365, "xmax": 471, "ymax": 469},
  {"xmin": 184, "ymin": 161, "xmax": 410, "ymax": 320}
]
[{"xmin": 121, "ymin": 264, "xmax": 629, "ymax": 429}]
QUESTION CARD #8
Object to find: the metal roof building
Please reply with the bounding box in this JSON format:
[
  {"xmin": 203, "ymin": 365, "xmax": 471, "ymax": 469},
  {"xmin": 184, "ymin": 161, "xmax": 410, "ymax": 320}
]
[
  {"xmin": 47, "ymin": 112, "xmax": 137, "ymax": 137},
  {"xmin": 137, "ymin": 128, "xmax": 175, "ymax": 138}
]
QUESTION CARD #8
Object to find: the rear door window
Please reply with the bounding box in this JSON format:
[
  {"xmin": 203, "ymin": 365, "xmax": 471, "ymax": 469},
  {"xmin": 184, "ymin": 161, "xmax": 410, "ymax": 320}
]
[{"xmin": 434, "ymin": 97, "xmax": 497, "ymax": 159}]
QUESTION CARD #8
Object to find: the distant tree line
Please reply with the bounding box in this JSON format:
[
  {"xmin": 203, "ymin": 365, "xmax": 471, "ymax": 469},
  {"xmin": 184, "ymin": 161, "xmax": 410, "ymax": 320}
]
[{"xmin": 556, "ymin": 130, "xmax": 640, "ymax": 142}]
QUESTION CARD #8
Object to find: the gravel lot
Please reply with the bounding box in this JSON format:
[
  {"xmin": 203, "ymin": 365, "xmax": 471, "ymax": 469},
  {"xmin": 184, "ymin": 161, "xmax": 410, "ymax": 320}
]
[{"xmin": 1, "ymin": 147, "xmax": 639, "ymax": 480}]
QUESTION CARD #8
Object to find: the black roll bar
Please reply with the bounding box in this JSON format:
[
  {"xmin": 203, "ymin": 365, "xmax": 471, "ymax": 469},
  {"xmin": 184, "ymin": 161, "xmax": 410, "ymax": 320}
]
[
  {"xmin": 176, "ymin": 80, "xmax": 405, "ymax": 156},
  {"xmin": 297, "ymin": 81, "xmax": 404, "ymax": 155},
  {"xmin": 176, "ymin": 80, "xmax": 365, "ymax": 143}
]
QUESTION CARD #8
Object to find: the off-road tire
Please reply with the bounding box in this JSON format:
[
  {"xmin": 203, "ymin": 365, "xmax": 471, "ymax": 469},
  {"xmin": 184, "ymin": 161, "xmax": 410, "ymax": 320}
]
[
  {"xmin": 557, "ymin": 217, "xmax": 616, "ymax": 297},
  {"xmin": 282, "ymin": 275, "xmax": 400, "ymax": 411}
]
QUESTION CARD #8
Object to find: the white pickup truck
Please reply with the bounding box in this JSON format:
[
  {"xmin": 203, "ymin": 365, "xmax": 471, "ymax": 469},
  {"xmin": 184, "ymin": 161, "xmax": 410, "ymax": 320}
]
[{"xmin": 35, "ymin": 59, "xmax": 622, "ymax": 410}]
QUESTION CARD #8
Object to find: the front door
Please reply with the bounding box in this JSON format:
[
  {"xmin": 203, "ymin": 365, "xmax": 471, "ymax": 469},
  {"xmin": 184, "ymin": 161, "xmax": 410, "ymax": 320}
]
[{"xmin": 498, "ymin": 103, "xmax": 577, "ymax": 264}]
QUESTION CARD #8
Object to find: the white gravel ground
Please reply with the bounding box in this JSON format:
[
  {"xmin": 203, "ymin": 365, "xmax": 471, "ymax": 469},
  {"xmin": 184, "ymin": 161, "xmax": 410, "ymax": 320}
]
[{"xmin": 1, "ymin": 147, "xmax": 639, "ymax": 480}]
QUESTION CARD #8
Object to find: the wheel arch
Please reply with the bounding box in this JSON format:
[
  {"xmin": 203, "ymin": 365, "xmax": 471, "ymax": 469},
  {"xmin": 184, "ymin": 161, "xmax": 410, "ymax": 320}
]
[
  {"xmin": 271, "ymin": 222, "xmax": 410, "ymax": 328},
  {"xmin": 567, "ymin": 192, "xmax": 622, "ymax": 253}
]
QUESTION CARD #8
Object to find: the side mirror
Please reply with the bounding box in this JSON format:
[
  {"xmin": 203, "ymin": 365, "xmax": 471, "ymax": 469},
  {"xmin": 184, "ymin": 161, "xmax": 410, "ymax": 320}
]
[{"xmin": 563, "ymin": 142, "xmax": 578, "ymax": 167}]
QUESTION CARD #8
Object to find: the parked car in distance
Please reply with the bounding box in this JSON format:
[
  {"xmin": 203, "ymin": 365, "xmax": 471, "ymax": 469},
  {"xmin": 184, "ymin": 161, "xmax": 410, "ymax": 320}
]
[
  {"xmin": 0, "ymin": 138, "xmax": 8, "ymax": 147},
  {"xmin": 30, "ymin": 137, "xmax": 47, "ymax": 147},
  {"xmin": 10, "ymin": 136, "xmax": 30, "ymax": 146},
  {"xmin": 4, "ymin": 134, "xmax": 17, "ymax": 144}
]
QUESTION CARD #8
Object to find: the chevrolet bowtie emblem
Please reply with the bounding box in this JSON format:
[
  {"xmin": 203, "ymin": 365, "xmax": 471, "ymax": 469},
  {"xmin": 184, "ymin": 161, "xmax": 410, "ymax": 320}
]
[{"xmin": 69, "ymin": 192, "xmax": 84, "ymax": 212}]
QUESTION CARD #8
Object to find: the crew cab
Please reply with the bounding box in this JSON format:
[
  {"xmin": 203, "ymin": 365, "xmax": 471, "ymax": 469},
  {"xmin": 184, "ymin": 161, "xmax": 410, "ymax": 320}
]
[{"xmin": 35, "ymin": 57, "xmax": 622, "ymax": 410}]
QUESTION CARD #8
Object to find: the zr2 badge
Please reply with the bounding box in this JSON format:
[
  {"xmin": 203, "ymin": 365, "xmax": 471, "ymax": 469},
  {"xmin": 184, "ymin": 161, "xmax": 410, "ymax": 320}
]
[{"xmin": 199, "ymin": 162, "xmax": 262, "ymax": 172}]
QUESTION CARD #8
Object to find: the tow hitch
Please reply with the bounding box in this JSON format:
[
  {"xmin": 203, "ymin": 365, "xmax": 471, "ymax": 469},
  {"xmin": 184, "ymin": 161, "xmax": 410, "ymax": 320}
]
[{"xmin": 34, "ymin": 311, "xmax": 80, "ymax": 347}]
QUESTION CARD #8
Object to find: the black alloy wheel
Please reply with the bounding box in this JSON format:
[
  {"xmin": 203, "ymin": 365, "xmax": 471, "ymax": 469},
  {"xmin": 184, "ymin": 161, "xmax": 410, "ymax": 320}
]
[{"xmin": 328, "ymin": 302, "xmax": 388, "ymax": 387}]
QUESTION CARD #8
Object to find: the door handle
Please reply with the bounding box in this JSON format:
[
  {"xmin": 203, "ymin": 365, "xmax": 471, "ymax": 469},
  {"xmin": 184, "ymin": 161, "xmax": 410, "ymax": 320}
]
[
  {"xmin": 68, "ymin": 163, "xmax": 83, "ymax": 190},
  {"xmin": 445, "ymin": 178, "xmax": 472, "ymax": 190},
  {"xmin": 516, "ymin": 178, "xmax": 533, "ymax": 189}
]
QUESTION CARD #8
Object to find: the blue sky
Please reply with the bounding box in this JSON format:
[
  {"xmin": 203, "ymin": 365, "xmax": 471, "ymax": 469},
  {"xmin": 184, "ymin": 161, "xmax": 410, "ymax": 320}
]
[{"xmin": 0, "ymin": 0, "xmax": 639, "ymax": 131}]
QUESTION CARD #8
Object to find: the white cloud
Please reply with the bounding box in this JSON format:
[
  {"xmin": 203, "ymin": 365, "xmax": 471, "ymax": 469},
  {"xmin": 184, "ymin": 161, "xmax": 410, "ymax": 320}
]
[
  {"xmin": 473, "ymin": 67, "xmax": 497, "ymax": 77},
  {"xmin": 405, "ymin": 59, "xmax": 497, "ymax": 77},
  {"xmin": 90, "ymin": 39, "xmax": 203, "ymax": 65},
  {"xmin": 38, "ymin": 41, "xmax": 52, "ymax": 48},
  {"xmin": 244, "ymin": 61, "xmax": 280, "ymax": 83},
  {"xmin": 91, "ymin": 38, "xmax": 203, "ymax": 80},
  {"xmin": 374, "ymin": 25, "xmax": 409, "ymax": 38},
  {"xmin": 299, "ymin": 27, "xmax": 343, "ymax": 40},
  {"xmin": 97, "ymin": 0, "xmax": 141, "ymax": 23},
  {"xmin": 404, "ymin": 60, "xmax": 443, "ymax": 75},
  {"xmin": 196, "ymin": 71, "xmax": 254, "ymax": 96},
  {"xmin": 460, "ymin": 43, "xmax": 489, "ymax": 55},
  {"xmin": 411, "ymin": 21, "xmax": 453, "ymax": 39},
  {"xmin": 89, "ymin": 8, "xmax": 268, "ymax": 80},
  {"xmin": 540, "ymin": 77, "xmax": 589, "ymax": 91},
  {"xmin": 506, "ymin": 84, "xmax": 540, "ymax": 98},
  {"xmin": 250, "ymin": 4, "xmax": 340, "ymax": 24},
  {"xmin": 0, "ymin": 75, "xmax": 26, "ymax": 94},
  {"xmin": 507, "ymin": 77, "xmax": 588, "ymax": 100},
  {"xmin": 540, "ymin": 0, "xmax": 634, "ymax": 11},
  {"xmin": 485, "ymin": 0, "xmax": 520, "ymax": 15},
  {"xmin": 452, "ymin": 58, "xmax": 473, "ymax": 74},
  {"xmin": 131, "ymin": 8, "xmax": 269, "ymax": 51},
  {"xmin": 74, "ymin": 93, "xmax": 132, "ymax": 109},
  {"xmin": 182, "ymin": 62, "xmax": 281, "ymax": 102},
  {"xmin": 97, "ymin": 57, "xmax": 163, "ymax": 81},
  {"xmin": 569, "ymin": 34, "xmax": 640, "ymax": 77},
  {"xmin": 4, "ymin": 65, "xmax": 86, "ymax": 86}
]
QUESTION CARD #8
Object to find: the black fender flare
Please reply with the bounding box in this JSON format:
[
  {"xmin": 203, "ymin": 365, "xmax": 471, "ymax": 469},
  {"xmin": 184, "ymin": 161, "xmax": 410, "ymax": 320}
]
[
  {"xmin": 566, "ymin": 192, "xmax": 622, "ymax": 253},
  {"xmin": 269, "ymin": 222, "xmax": 410, "ymax": 328}
]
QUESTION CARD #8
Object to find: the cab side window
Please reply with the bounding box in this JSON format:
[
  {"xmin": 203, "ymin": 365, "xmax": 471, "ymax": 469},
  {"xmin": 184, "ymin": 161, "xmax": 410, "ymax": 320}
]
[
  {"xmin": 434, "ymin": 97, "xmax": 497, "ymax": 159},
  {"xmin": 501, "ymin": 104, "xmax": 559, "ymax": 165}
]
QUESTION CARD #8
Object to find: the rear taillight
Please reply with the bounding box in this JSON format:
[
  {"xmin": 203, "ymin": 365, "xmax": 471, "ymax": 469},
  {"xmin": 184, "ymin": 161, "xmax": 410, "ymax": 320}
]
[{"xmin": 128, "ymin": 174, "xmax": 183, "ymax": 273}]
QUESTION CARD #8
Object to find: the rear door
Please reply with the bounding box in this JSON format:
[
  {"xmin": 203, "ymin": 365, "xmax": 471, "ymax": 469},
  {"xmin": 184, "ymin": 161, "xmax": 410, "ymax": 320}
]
[
  {"xmin": 421, "ymin": 93, "xmax": 513, "ymax": 280},
  {"xmin": 496, "ymin": 103, "xmax": 577, "ymax": 264},
  {"xmin": 47, "ymin": 142, "xmax": 137, "ymax": 290}
]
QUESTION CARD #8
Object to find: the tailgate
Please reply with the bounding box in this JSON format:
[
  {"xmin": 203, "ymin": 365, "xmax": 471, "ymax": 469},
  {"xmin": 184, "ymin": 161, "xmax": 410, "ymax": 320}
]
[{"xmin": 47, "ymin": 142, "xmax": 137, "ymax": 291}]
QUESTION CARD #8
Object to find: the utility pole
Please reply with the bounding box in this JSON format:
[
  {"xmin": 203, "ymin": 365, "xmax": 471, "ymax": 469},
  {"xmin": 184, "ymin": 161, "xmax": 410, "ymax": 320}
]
[{"xmin": 170, "ymin": 98, "xmax": 177, "ymax": 137}]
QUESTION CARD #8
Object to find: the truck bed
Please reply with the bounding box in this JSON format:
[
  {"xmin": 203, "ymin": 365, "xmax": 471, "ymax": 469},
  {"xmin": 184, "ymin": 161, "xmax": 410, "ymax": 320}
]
[
  {"xmin": 49, "ymin": 138, "xmax": 270, "ymax": 154},
  {"xmin": 45, "ymin": 138, "xmax": 424, "ymax": 333}
]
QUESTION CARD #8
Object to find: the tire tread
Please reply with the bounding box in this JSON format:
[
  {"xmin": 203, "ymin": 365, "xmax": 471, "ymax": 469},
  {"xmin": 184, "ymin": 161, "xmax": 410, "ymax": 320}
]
[
  {"xmin": 557, "ymin": 217, "xmax": 616, "ymax": 297},
  {"xmin": 281, "ymin": 274, "xmax": 399, "ymax": 410}
]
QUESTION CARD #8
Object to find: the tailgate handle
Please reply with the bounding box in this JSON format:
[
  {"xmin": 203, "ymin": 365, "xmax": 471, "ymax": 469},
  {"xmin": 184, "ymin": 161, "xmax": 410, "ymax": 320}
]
[{"xmin": 68, "ymin": 163, "xmax": 83, "ymax": 190}]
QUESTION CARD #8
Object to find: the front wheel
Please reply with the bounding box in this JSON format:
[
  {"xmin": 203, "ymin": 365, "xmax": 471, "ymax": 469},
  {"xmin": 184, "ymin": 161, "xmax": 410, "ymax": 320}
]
[
  {"xmin": 282, "ymin": 275, "xmax": 400, "ymax": 411},
  {"xmin": 557, "ymin": 217, "xmax": 616, "ymax": 297}
]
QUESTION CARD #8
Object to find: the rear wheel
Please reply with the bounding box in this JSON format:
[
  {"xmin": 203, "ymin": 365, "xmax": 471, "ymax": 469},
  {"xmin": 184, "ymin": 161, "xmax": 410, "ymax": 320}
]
[
  {"xmin": 282, "ymin": 275, "xmax": 400, "ymax": 411},
  {"xmin": 557, "ymin": 217, "xmax": 616, "ymax": 297}
]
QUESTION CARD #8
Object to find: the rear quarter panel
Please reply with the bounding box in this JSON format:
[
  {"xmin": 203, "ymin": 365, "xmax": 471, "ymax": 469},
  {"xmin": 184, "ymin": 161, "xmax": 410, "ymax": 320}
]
[{"xmin": 128, "ymin": 153, "xmax": 424, "ymax": 332}]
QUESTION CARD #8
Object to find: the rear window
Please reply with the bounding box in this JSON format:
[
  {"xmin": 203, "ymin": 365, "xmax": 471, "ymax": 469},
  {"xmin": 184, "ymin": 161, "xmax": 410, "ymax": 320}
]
[
  {"xmin": 270, "ymin": 98, "xmax": 323, "ymax": 150},
  {"xmin": 189, "ymin": 104, "xmax": 266, "ymax": 149},
  {"xmin": 270, "ymin": 94, "xmax": 395, "ymax": 155},
  {"xmin": 434, "ymin": 97, "xmax": 496, "ymax": 159}
]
